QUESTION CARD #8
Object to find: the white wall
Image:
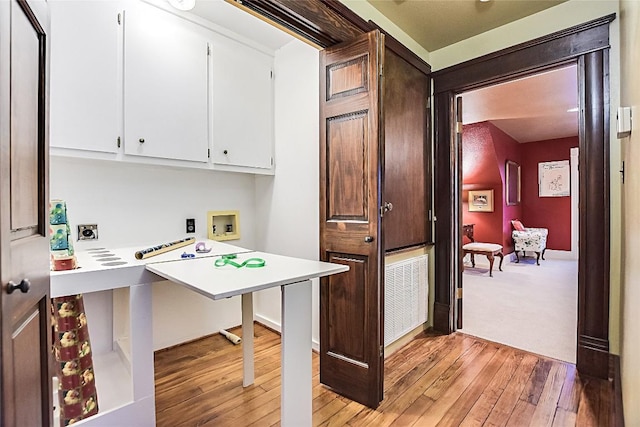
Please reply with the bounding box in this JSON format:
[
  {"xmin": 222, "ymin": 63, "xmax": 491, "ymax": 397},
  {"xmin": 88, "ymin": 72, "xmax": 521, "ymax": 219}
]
[
  {"xmin": 618, "ymin": 1, "xmax": 640, "ymax": 424},
  {"xmin": 254, "ymin": 39, "xmax": 320, "ymax": 345},
  {"xmin": 429, "ymin": 0, "xmax": 622, "ymax": 354},
  {"xmin": 50, "ymin": 157, "xmax": 257, "ymax": 350}
]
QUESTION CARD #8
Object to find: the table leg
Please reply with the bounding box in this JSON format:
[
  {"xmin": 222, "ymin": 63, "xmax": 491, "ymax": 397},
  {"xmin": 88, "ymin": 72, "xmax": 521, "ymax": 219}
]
[
  {"xmin": 129, "ymin": 283, "xmax": 156, "ymax": 425},
  {"xmin": 281, "ymin": 280, "xmax": 312, "ymax": 427},
  {"xmin": 241, "ymin": 293, "xmax": 255, "ymax": 387}
]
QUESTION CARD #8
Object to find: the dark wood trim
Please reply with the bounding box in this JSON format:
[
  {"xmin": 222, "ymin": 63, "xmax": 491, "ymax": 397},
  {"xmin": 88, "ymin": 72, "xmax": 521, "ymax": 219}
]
[
  {"xmin": 577, "ymin": 49, "xmax": 611, "ymax": 379},
  {"xmin": 432, "ymin": 15, "xmax": 614, "ymax": 380},
  {"xmin": 433, "ymin": 91, "xmax": 455, "ymax": 334},
  {"xmin": 432, "ymin": 14, "xmax": 615, "ymax": 93},
  {"xmin": 368, "ymin": 21, "xmax": 431, "ymax": 75},
  {"xmin": 238, "ymin": 0, "xmax": 431, "ymax": 76},
  {"xmin": 238, "ymin": 0, "xmax": 367, "ymax": 48}
]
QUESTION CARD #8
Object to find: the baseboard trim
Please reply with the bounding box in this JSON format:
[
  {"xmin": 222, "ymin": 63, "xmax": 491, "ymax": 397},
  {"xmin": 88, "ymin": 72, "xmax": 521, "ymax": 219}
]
[
  {"xmin": 544, "ymin": 249, "xmax": 578, "ymax": 260},
  {"xmin": 610, "ymin": 354, "xmax": 625, "ymax": 427},
  {"xmin": 577, "ymin": 337, "xmax": 609, "ymax": 379},
  {"xmin": 254, "ymin": 314, "xmax": 320, "ymax": 352},
  {"xmin": 433, "ymin": 302, "xmax": 452, "ymax": 334},
  {"xmin": 254, "ymin": 313, "xmax": 281, "ymax": 334}
]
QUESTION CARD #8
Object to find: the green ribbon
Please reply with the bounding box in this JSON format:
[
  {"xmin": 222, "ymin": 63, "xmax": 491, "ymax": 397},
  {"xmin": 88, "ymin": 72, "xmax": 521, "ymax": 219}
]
[{"xmin": 215, "ymin": 254, "xmax": 266, "ymax": 268}]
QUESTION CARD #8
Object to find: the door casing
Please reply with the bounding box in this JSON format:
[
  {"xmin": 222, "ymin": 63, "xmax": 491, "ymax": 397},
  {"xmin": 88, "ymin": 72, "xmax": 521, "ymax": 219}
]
[{"xmin": 432, "ymin": 14, "xmax": 615, "ymax": 379}]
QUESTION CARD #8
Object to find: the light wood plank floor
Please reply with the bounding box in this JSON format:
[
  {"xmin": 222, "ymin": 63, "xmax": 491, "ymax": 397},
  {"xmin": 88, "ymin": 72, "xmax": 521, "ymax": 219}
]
[{"xmin": 154, "ymin": 323, "xmax": 613, "ymax": 426}]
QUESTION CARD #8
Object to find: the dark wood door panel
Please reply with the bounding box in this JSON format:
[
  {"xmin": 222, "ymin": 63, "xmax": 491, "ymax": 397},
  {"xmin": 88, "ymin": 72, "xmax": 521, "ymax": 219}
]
[
  {"xmin": 10, "ymin": 0, "xmax": 42, "ymax": 233},
  {"xmin": 383, "ymin": 50, "xmax": 430, "ymax": 251},
  {"xmin": 325, "ymin": 254, "xmax": 367, "ymax": 361},
  {"xmin": 327, "ymin": 112, "xmax": 369, "ymax": 221},
  {"xmin": 12, "ymin": 300, "xmax": 48, "ymax": 427},
  {"xmin": 320, "ymin": 253, "xmax": 380, "ymax": 408},
  {"xmin": 326, "ymin": 54, "xmax": 369, "ymax": 100}
]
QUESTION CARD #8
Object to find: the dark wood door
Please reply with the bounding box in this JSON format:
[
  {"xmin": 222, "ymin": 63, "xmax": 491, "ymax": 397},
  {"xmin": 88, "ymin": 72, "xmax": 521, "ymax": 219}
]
[
  {"xmin": 383, "ymin": 49, "xmax": 431, "ymax": 251},
  {"xmin": 319, "ymin": 30, "xmax": 385, "ymax": 409},
  {"xmin": 0, "ymin": 1, "xmax": 52, "ymax": 426}
]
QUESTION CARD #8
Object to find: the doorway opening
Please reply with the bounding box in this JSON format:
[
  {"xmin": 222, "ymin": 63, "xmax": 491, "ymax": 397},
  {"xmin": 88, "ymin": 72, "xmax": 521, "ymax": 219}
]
[{"xmin": 457, "ymin": 65, "xmax": 580, "ymax": 363}]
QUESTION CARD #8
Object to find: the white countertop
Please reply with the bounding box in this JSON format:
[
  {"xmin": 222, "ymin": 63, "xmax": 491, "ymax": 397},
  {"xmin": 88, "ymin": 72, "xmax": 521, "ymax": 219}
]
[
  {"xmin": 50, "ymin": 239, "xmax": 251, "ymax": 297},
  {"xmin": 146, "ymin": 251, "xmax": 349, "ymax": 300}
]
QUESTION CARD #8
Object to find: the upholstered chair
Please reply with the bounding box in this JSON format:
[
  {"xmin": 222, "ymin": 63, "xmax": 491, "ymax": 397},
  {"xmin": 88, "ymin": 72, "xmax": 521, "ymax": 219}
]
[{"xmin": 511, "ymin": 220, "xmax": 548, "ymax": 265}]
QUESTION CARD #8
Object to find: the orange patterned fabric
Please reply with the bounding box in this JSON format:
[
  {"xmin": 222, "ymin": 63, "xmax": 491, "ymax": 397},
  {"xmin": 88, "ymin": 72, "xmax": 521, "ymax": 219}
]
[{"xmin": 52, "ymin": 295, "xmax": 99, "ymax": 426}]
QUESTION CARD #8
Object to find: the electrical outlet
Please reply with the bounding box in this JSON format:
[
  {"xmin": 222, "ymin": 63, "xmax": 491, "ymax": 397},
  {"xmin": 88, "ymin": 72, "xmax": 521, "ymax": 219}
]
[
  {"xmin": 186, "ymin": 218, "xmax": 195, "ymax": 233},
  {"xmin": 78, "ymin": 224, "xmax": 98, "ymax": 240}
]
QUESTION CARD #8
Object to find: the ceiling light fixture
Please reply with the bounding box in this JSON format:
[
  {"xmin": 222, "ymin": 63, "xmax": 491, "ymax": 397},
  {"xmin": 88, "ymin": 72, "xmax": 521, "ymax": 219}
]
[
  {"xmin": 167, "ymin": 0, "xmax": 195, "ymax": 11},
  {"xmin": 479, "ymin": 0, "xmax": 492, "ymax": 2},
  {"xmin": 567, "ymin": 107, "xmax": 579, "ymax": 113}
]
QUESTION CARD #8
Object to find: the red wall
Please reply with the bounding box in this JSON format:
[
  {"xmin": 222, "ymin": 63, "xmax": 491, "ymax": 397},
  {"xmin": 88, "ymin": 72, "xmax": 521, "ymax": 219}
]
[
  {"xmin": 462, "ymin": 123, "xmax": 576, "ymax": 253},
  {"xmin": 489, "ymin": 123, "xmax": 522, "ymax": 253},
  {"xmin": 520, "ymin": 137, "xmax": 577, "ymax": 250},
  {"xmin": 462, "ymin": 123, "xmax": 502, "ymax": 247}
]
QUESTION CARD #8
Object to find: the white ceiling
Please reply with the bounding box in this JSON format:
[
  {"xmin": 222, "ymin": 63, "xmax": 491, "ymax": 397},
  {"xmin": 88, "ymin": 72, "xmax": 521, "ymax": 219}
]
[
  {"xmin": 189, "ymin": 0, "xmax": 294, "ymax": 51},
  {"xmin": 462, "ymin": 65, "xmax": 579, "ymax": 143}
]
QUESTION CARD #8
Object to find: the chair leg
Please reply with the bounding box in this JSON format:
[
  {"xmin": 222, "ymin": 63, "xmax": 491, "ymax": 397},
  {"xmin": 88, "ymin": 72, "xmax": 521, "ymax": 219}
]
[
  {"xmin": 515, "ymin": 250, "xmax": 520, "ymax": 263},
  {"xmin": 487, "ymin": 253, "xmax": 495, "ymax": 277},
  {"xmin": 535, "ymin": 251, "xmax": 541, "ymax": 265},
  {"xmin": 497, "ymin": 252, "xmax": 504, "ymax": 272},
  {"xmin": 542, "ymin": 249, "xmax": 546, "ymax": 260},
  {"xmin": 470, "ymin": 253, "xmax": 476, "ymax": 268}
]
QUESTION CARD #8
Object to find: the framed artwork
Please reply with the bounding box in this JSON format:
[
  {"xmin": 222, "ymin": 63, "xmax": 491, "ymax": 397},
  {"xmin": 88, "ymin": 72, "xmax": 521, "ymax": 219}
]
[
  {"xmin": 539, "ymin": 160, "xmax": 570, "ymax": 197},
  {"xmin": 505, "ymin": 160, "xmax": 521, "ymax": 205},
  {"xmin": 468, "ymin": 189, "xmax": 494, "ymax": 212}
]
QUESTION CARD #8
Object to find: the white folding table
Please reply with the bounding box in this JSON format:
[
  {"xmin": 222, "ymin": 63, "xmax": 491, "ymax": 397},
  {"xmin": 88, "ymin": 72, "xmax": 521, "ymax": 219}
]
[
  {"xmin": 50, "ymin": 241, "xmax": 348, "ymax": 426},
  {"xmin": 147, "ymin": 251, "xmax": 348, "ymax": 426}
]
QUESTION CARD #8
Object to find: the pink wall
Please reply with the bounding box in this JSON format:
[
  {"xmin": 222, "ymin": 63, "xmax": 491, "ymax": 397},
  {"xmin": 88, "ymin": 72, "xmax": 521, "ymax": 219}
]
[
  {"xmin": 520, "ymin": 136, "xmax": 578, "ymax": 250},
  {"xmin": 462, "ymin": 123, "xmax": 576, "ymax": 253}
]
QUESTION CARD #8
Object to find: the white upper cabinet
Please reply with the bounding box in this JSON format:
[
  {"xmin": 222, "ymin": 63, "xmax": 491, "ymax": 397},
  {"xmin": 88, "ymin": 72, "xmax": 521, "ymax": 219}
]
[
  {"xmin": 50, "ymin": 1, "xmax": 120, "ymax": 154},
  {"xmin": 211, "ymin": 38, "xmax": 274, "ymax": 170},
  {"xmin": 123, "ymin": 2, "xmax": 209, "ymax": 163},
  {"xmin": 49, "ymin": 0, "xmax": 277, "ymax": 173}
]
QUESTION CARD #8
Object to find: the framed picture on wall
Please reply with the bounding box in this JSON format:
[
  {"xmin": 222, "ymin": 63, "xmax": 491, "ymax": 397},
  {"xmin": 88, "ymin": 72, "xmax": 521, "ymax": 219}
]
[
  {"xmin": 506, "ymin": 160, "xmax": 521, "ymax": 205},
  {"xmin": 539, "ymin": 160, "xmax": 570, "ymax": 197},
  {"xmin": 468, "ymin": 189, "xmax": 494, "ymax": 212}
]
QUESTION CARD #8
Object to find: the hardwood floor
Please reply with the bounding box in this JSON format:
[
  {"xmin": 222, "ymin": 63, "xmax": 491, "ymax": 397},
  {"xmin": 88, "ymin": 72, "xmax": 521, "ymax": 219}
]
[{"xmin": 154, "ymin": 323, "xmax": 613, "ymax": 426}]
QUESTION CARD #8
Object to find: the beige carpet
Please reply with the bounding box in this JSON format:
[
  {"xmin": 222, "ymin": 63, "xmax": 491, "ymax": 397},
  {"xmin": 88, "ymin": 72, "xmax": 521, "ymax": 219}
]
[{"xmin": 460, "ymin": 254, "xmax": 577, "ymax": 363}]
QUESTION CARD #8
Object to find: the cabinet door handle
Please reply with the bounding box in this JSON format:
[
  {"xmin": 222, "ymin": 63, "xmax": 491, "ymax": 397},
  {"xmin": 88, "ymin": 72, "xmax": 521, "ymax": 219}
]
[
  {"xmin": 364, "ymin": 236, "xmax": 374, "ymax": 243},
  {"xmin": 223, "ymin": 149, "xmax": 228, "ymax": 155},
  {"xmin": 139, "ymin": 138, "xmax": 145, "ymax": 143},
  {"xmin": 7, "ymin": 279, "xmax": 30, "ymax": 295}
]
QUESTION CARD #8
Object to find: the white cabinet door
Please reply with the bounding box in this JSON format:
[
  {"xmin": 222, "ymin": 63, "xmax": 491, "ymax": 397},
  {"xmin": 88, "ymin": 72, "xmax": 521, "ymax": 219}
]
[
  {"xmin": 50, "ymin": 1, "xmax": 120, "ymax": 154},
  {"xmin": 211, "ymin": 39, "xmax": 273, "ymax": 170},
  {"xmin": 123, "ymin": 3, "xmax": 209, "ymax": 163}
]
